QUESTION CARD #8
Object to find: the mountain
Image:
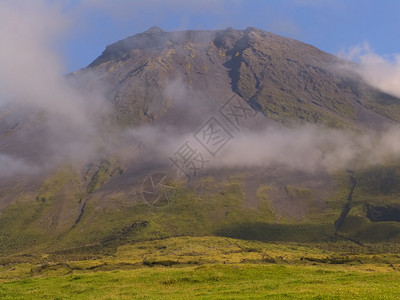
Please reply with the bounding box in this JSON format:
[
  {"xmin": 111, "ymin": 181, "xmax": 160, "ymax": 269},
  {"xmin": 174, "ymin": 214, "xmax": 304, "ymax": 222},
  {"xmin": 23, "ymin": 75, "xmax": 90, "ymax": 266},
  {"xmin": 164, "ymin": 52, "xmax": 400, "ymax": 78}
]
[
  {"xmin": 2, "ymin": 27, "xmax": 400, "ymax": 258},
  {"xmin": 75, "ymin": 26, "xmax": 400, "ymax": 128}
]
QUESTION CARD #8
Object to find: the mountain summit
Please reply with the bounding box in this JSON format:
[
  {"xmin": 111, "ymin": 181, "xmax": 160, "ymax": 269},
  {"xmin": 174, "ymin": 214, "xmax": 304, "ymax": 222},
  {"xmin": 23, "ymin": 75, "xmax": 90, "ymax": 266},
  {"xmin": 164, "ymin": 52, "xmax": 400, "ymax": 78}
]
[{"xmin": 79, "ymin": 26, "xmax": 399, "ymax": 129}]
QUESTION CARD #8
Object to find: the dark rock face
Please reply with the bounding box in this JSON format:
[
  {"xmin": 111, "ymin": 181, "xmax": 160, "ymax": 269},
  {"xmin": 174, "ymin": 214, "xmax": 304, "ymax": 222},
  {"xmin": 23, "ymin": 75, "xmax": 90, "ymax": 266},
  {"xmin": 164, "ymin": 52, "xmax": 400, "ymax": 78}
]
[{"xmin": 366, "ymin": 204, "xmax": 400, "ymax": 222}]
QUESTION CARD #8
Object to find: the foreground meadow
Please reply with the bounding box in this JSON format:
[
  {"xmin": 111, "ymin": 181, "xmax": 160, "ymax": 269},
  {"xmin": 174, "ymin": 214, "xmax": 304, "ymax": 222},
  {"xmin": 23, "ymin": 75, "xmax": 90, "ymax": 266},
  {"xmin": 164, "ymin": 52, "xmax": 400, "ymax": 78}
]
[{"xmin": 1, "ymin": 236, "xmax": 400, "ymax": 299}]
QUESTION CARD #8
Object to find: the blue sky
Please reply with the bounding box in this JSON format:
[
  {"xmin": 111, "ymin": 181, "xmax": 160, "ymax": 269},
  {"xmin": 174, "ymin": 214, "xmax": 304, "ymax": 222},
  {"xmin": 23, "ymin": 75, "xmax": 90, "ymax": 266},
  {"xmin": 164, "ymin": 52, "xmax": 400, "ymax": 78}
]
[{"xmin": 44, "ymin": 0, "xmax": 400, "ymax": 72}]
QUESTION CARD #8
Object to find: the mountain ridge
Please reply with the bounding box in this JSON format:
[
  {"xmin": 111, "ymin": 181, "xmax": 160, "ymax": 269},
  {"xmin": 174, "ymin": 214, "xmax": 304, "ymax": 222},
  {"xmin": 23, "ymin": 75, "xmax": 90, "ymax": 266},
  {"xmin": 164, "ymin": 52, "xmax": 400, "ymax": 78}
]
[{"xmin": 77, "ymin": 26, "xmax": 400, "ymax": 129}]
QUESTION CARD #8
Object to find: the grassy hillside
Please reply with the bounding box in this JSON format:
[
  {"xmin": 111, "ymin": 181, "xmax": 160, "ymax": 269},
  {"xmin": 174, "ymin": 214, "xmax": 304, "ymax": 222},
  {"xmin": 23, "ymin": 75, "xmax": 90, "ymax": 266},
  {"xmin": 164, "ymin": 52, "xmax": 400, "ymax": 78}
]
[
  {"xmin": 0, "ymin": 165, "xmax": 341, "ymax": 256},
  {"xmin": 3, "ymin": 162, "xmax": 400, "ymax": 257}
]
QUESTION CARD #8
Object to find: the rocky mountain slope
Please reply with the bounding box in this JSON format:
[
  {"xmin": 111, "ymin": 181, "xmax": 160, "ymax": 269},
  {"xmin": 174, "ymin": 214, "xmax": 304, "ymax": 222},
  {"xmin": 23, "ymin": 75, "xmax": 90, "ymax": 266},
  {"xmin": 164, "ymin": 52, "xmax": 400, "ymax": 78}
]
[{"xmin": 75, "ymin": 26, "xmax": 400, "ymax": 128}]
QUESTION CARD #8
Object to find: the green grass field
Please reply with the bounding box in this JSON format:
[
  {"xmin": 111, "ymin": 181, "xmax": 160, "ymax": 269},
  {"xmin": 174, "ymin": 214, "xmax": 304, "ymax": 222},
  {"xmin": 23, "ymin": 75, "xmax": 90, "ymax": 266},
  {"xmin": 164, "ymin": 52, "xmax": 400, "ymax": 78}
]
[
  {"xmin": 2, "ymin": 264, "xmax": 400, "ymax": 299},
  {"xmin": 3, "ymin": 165, "xmax": 400, "ymax": 298},
  {"xmin": 1, "ymin": 236, "xmax": 400, "ymax": 299}
]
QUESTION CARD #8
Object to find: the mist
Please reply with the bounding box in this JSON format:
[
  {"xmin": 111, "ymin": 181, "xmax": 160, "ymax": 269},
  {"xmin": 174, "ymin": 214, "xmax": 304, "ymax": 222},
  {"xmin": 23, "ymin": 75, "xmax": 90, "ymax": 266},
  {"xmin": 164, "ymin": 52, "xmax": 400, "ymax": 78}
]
[
  {"xmin": 122, "ymin": 78, "xmax": 400, "ymax": 178},
  {"xmin": 0, "ymin": 1, "xmax": 111, "ymax": 177},
  {"xmin": 213, "ymin": 125, "xmax": 400, "ymax": 173}
]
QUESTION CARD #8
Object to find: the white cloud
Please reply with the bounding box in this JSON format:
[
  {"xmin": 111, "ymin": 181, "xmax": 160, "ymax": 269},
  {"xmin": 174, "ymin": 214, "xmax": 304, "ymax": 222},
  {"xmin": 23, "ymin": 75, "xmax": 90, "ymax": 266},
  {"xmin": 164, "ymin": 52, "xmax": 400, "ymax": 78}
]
[
  {"xmin": 341, "ymin": 43, "xmax": 400, "ymax": 99},
  {"xmin": 0, "ymin": 0, "xmax": 110, "ymax": 177}
]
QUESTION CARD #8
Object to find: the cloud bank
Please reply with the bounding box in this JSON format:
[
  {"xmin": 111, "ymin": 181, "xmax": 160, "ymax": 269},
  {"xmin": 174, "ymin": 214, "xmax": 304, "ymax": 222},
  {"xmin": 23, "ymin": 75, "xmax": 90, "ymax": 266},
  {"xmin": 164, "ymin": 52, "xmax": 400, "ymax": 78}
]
[
  {"xmin": 0, "ymin": 1, "xmax": 110, "ymax": 177},
  {"xmin": 341, "ymin": 43, "xmax": 400, "ymax": 99}
]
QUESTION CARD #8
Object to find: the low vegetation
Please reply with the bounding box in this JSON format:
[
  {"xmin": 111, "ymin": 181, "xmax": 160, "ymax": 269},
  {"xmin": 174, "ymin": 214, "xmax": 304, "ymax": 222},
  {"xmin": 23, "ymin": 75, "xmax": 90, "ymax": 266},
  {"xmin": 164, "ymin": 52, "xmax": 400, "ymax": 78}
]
[{"xmin": 1, "ymin": 236, "xmax": 400, "ymax": 299}]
